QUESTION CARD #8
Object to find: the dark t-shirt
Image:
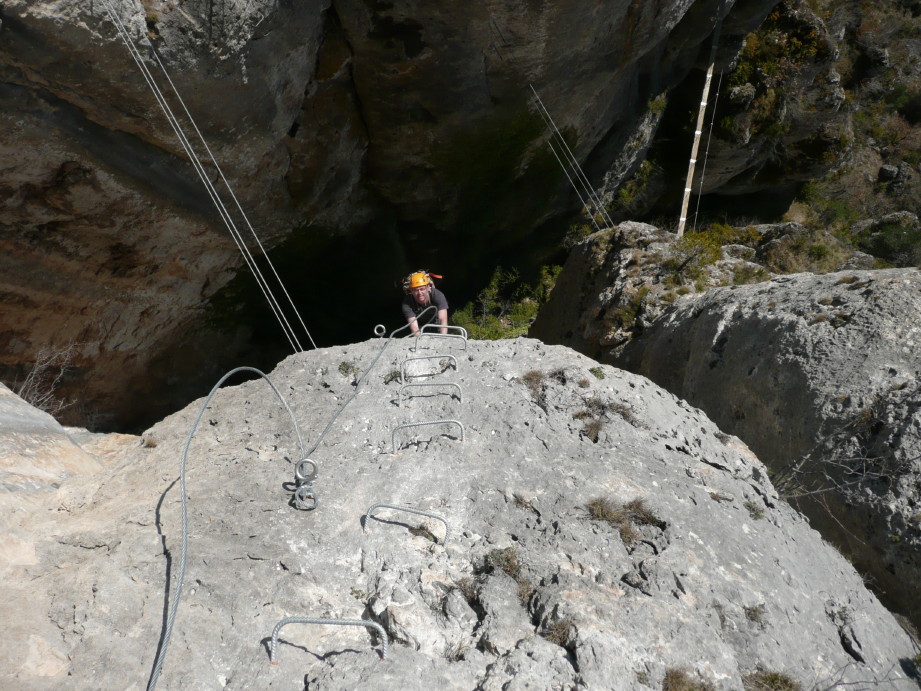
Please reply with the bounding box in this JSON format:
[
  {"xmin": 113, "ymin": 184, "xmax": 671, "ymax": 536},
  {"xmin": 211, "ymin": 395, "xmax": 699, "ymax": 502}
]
[{"xmin": 401, "ymin": 287, "xmax": 448, "ymax": 326}]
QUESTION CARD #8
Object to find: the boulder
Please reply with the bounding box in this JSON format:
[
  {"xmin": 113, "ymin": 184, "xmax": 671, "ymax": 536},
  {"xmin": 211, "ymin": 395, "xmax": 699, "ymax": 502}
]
[
  {"xmin": 616, "ymin": 268, "xmax": 921, "ymax": 629},
  {"xmin": 1, "ymin": 338, "xmax": 917, "ymax": 689}
]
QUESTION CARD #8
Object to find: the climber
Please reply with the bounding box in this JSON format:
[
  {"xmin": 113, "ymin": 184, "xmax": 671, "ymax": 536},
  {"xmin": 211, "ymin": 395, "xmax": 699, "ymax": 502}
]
[{"xmin": 401, "ymin": 270, "xmax": 448, "ymax": 336}]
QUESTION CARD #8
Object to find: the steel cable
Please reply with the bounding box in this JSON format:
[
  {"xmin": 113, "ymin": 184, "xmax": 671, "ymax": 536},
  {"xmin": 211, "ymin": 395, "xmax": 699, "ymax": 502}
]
[
  {"xmin": 147, "ymin": 366, "xmax": 304, "ymax": 690},
  {"xmin": 98, "ymin": 2, "xmax": 313, "ymax": 352}
]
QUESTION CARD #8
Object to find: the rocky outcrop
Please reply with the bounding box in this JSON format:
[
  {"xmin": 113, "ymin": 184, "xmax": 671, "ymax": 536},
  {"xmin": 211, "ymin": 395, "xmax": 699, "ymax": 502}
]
[
  {"xmin": 0, "ymin": 0, "xmax": 781, "ymax": 429},
  {"xmin": 615, "ymin": 268, "xmax": 921, "ymax": 629},
  {"xmin": 2, "ymin": 338, "xmax": 918, "ymax": 689}
]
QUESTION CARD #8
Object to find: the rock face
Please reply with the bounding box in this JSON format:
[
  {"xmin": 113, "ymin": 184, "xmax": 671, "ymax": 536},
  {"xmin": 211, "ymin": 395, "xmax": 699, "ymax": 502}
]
[
  {"xmin": 615, "ymin": 268, "xmax": 921, "ymax": 629},
  {"xmin": 2, "ymin": 338, "xmax": 918, "ymax": 689},
  {"xmin": 0, "ymin": 0, "xmax": 780, "ymax": 429}
]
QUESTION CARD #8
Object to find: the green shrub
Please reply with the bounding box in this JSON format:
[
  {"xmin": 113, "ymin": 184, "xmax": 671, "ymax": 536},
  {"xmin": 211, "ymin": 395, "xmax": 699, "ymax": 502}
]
[
  {"xmin": 852, "ymin": 220, "xmax": 921, "ymax": 267},
  {"xmin": 452, "ymin": 265, "xmax": 561, "ymax": 339}
]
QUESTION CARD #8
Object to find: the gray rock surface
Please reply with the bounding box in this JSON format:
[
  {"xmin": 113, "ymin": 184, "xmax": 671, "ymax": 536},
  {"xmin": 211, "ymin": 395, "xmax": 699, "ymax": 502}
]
[
  {"xmin": 1, "ymin": 338, "xmax": 918, "ymax": 689},
  {"xmin": 616, "ymin": 268, "xmax": 921, "ymax": 629}
]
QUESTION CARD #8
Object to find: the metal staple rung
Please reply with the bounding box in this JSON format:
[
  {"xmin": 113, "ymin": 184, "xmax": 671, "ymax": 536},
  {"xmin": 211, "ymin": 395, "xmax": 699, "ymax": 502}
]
[
  {"xmin": 421, "ymin": 323, "xmax": 468, "ymax": 338},
  {"xmin": 400, "ymin": 354, "xmax": 458, "ymax": 385},
  {"xmin": 363, "ymin": 503, "xmax": 450, "ymax": 542},
  {"xmin": 269, "ymin": 617, "xmax": 388, "ymax": 663},
  {"xmin": 398, "ymin": 381, "xmax": 463, "ymax": 406},
  {"xmin": 412, "ymin": 332, "xmax": 468, "ymax": 352},
  {"xmin": 391, "ymin": 419, "xmax": 465, "ymax": 453}
]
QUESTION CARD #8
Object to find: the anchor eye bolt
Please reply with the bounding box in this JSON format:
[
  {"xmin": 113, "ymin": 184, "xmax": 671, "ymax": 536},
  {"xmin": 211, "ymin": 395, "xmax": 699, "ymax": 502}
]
[{"xmin": 295, "ymin": 458, "xmax": 318, "ymax": 484}]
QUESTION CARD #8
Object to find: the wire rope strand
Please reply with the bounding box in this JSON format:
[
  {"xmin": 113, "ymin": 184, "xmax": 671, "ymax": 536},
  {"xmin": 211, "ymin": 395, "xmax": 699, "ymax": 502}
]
[
  {"xmin": 147, "ymin": 366, "xmax": 304, "ymax": 690},
  {"xmin": 546, "ymin": 139, "xmax": 602, "ymax": 233},
  {"xmin": 535, "ymin": 105, "xmax": 603, "ymax": 230},
  {"xmin": 99, "ymin": 1, "xmax": 307, "ymax": 352},
  {"xmin": 530, "ymin": 85, "xmax": 616, "ymax": 229},
  {"xmin": 100, "ymin": 2, "xmax": 299, "ymax": 353},
  {"xmin": 145, "ymin": 45, "xmax": 317, "ymax": 350}
]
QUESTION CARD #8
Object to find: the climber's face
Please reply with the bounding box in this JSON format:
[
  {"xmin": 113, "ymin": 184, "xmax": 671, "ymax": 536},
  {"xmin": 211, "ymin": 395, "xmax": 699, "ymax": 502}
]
[{"xmin": 412, "ymin": 285, "xmax": 431, "ymax": 305}]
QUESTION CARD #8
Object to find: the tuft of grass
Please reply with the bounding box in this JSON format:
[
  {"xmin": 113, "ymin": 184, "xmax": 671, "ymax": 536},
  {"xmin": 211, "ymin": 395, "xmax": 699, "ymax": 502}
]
[
  {"xmin": 742, "ymin": 670, "xmax": 802, "ymax": 691},
  {"xmin": 455, "ymin": 577, "xmax": 479, "ymax": 607},
  {"xmin": 520, "ymin": 370, "xmax": 547, "ymax": 407},
  {"xmin": 338, "ymin": 361, "xmax": 360, "ymax": 378},
  {"xmin": 744, "ymin": 603, "xmax": 767, "ymax": 627},
  {"xmin": 589, "ymin": 366, "xmax": 605, "ymax": 380},
  {"xmin": 549, "ymin": 367, "xmax": 567, "ymax": 384},
  {"xmin": 513, "ymin": 494, "xmax": 539, "ymax": 514},
  {"xmin": 733, "ymin": 264, "xmax": 770, "ymax": 285},
  {"xmin": 541, "ymin": 618, "xmax": 574, "ymax": 647},
  {"xmin": 578, "ymin": 378, "xmax": 591, "ymax": 388},
  {"xmin": 586, "ymin": 498, "xmax": 662, "ymax": 547},
  {"xmin": 663, "ymin": 669, "xmax": 715, "ymax": 691},
  {"xmin": 486, "ymin": 547, "xmax": 520, "ymax": 578},
  {"xmin": 581, "ymin": 418, "xmax": 604, "ymax": 443},
  {"xmin": 409, "ymin": 526, "xmax": 438, "ymax": 543},
  {"xmin": 485, "ymin": 547, "xmax": 534, "ymax": 604},
  {"xmin": 744, "ymin": 500, "xmax": 766, "ymax": 520},
  {"xmin": 609, "ymin": 401, "xmax": 639, "ymax": 426},
  {"xmin": 383, "ymin": 369, "xmax": 401, "ymax": 384}
]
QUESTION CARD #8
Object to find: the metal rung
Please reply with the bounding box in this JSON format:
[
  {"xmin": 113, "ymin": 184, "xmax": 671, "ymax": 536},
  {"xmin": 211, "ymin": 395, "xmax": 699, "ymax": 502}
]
[
  {"xmin": 400, "ymin": 354, "xmax": 458, "ymax": 384},
  {"xmin": 269, "ymin": 617, "xmax": 388, "ymax": 663},
  {"xmin": 363, "ymin": 503, "xmax": 450, "ymax": 543},
  {"xmin": 422, "ymin": 323, "xmax": 468, "ymax": 339},
  {"xmin": 412, "ymin": 332, "xmax": 468, "ymax": 352},
  {"xmin": 391, "ymin": 419, "xmax": 465, "ymax": 453},
  {"xmin": 398, "ymin": 381, "xmax": 463, "ymax": 406}
]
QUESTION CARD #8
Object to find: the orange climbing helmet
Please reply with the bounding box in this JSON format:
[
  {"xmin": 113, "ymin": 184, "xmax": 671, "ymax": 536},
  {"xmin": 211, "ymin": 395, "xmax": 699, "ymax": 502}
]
[{"xmin": 402, "ymin": 270, "xmax": 443, "ymax": 294}]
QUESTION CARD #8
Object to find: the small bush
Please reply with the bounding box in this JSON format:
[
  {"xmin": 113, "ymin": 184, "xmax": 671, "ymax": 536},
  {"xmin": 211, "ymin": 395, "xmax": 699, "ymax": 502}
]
[
  {"xmin": 663, "ymin": 669, "xmax": 715, "ymax": 691},
  {"xmin": 589, "ymin": 366, "xmax": 605, "ymax": 380},
  {"xmin": 586, "ymin": 498, "xmax": 662, "ymax": 546},
  {"xmin": 14, "ymin": 343, "xmax": 79, "ymax": 417},
  {"xmin": 455, "ymin": 577, "xmax": 479, "ymax": 606},
  {"xmin": 541, "ymin": 618, "xmax": 574, "ymax": 647},
  {"xmin": 486, "ymin": 547, "xmax": 520, "ymax": 579},
  {"xmin": 520, "ymin": 370, "xmax": 546, "ymax": 407},
  {"xmin": 733, "ymin": 265, "xmax": 770, "ymax": 285},
  {"xmin": 742, "ymin": 670, "xmax": 802, "ymax": 691},
  {"xmin": 744, "ymin": 603, "xmax": 767, "ymax": 627},
  {"xmin": 744, "ymin": 500, "xmax": 765, "ymax": 520},
  {"xmin": 383, "ymin": 369, "xmax": 401, "ymax": 384},
  {"xmin": 338, "ymin": 361, "xmax": 359, "ymax": 378},
  {"xmin": 485, "ymin": 547, "xmax": 533, "ymax": 603},
  {"xmin": 581, "ymin": 418, "xmax": 604, "ymax": 442},
  {"xmin": 549, "ymin": 367, "xmax": 567, "ymax": 384}
]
